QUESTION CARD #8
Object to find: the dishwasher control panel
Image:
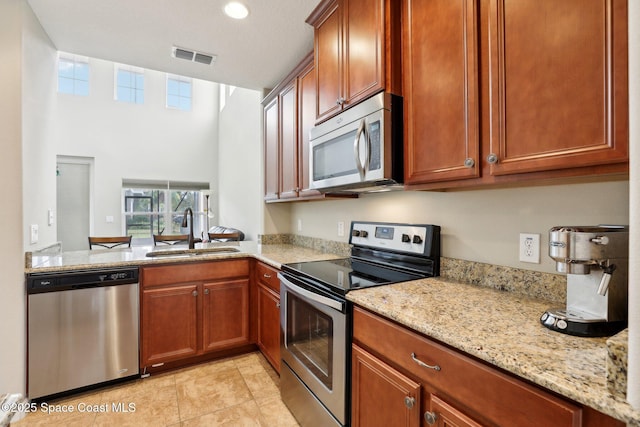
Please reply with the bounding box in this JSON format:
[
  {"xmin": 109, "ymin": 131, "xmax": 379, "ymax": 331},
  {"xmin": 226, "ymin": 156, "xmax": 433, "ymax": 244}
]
[{"xmin": 27, "ymin": 267, "xmax": 139, "ymax": 293}]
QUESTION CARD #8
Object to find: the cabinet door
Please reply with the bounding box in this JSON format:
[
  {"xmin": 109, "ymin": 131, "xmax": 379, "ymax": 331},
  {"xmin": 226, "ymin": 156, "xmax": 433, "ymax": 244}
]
[
  {"xmin": 315, "ymin": 0, "xmax": 343, "ymax": 122},
  {"xmin": 264, "ymin": 96, "xmax": 280, "ymax": 200},
  {"xmin": 202, "ymin": 279, "xmax": 250, "ymax": 352},
  {"xmin": 427, "ymin": 395, "xmax": 484, "ymax": 427},
  {"xmin": 403, "ymin": 0, "xmax": 480, "ymax": 185},
  {"xmin": 352, "ymin": 345, "xmax": 421, "ymax": 427},
  {"xmin": 343, "ymin": 0, "xmax": 385, "ymax": 108},
  {"xmin": 141, "ymin": 284, "xmax": 199, "ymax": 366},
  {"xmin": 279, "ymin": 80, "xmax": 299, "ymax": 199},
  {"xmin": 257, "ymin": 283, "xmax": 281, "ymax": 373},
  {"xmin": 486, "ymin": 0, "xmax": 628, "ymax": 175},
  {"xmin": 298, "ymin": 61, "xmax": 321, "ymax": 198}
]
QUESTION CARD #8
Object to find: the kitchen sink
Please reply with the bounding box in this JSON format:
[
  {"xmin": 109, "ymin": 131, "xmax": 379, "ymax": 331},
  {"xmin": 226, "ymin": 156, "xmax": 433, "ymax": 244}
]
[{"xmin": 145, "ymin": 247, "xmax": 241, "ymax": 258}]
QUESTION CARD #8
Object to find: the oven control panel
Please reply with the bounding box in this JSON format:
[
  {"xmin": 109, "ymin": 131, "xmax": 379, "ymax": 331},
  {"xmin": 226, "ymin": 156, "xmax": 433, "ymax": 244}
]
[{"xmin": 349, "ymin": 221, "xmax": 439, "ymax": 255}]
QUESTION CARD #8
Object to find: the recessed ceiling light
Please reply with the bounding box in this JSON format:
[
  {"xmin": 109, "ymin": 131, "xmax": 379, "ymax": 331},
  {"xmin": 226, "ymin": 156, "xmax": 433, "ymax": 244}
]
[{"xmin": 224, "ymin": 2, "xmax": 249, "ymax": 19}]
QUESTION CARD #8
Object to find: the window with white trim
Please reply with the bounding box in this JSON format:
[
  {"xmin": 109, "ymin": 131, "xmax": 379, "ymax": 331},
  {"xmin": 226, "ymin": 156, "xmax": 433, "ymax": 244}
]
[
  {"xmin": 57, "ymin": 53, "xmax": 89, "ymax": 96},
  {"xmin": 115, "ymin": 65, "xmax": 144, "ymax": 104},
  {"xmin": 122, "ymin": 180, "xmax": 210, "ymax": 246},
  {"xmin": 167, "ymin": 75, "xmax": 192, "ymax": 111}
]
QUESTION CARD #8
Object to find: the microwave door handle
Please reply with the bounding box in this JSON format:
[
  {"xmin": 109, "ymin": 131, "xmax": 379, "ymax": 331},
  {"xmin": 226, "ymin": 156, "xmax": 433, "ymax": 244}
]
[{"xmin": 354, "ymin": 119, "xmax": 367, "ymax": 179}]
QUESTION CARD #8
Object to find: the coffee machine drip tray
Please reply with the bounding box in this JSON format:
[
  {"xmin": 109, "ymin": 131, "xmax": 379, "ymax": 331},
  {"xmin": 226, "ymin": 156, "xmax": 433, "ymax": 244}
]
[{"xmin": 540, "ymin": 308, "xmax": 627, "ymax": 337}]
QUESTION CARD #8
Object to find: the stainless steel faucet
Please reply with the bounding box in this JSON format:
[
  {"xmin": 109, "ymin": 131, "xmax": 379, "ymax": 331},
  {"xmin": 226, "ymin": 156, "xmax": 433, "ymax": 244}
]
[{"xmin": 181, "ymin": 208, "xmax": 201, "ymax": 249}]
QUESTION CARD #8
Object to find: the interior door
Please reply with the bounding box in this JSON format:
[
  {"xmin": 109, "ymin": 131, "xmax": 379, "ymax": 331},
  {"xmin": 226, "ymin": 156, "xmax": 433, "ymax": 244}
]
[{"xmin": 56, "ymin": 158, "xmax": 91, "ymax": 251}]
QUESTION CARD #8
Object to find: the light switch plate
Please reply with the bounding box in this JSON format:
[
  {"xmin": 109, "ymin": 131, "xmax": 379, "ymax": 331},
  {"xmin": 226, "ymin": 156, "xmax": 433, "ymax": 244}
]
[
  {"xmin": 519, "ymin": 233, "xmax": 540, "ymax": 263},
  {"xmin": 30, "ymin": 224, "xmax": 39, "ymax": 244}
]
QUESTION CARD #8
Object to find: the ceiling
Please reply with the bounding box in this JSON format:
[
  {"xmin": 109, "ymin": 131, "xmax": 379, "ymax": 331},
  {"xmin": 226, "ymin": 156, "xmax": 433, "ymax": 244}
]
[{"xmin": 27, "ymin": 0, "xmax": 320, "ymax": 91}]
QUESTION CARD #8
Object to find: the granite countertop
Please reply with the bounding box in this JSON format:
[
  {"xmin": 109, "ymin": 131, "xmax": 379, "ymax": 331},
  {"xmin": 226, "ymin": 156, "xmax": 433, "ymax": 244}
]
[
  {"xmin": 25, "ymin": 241, "xmax": 342, "ymax": 273},
  {"xmin": 346, "ymin": 278, "xmax": 640, "ymax": 426}
]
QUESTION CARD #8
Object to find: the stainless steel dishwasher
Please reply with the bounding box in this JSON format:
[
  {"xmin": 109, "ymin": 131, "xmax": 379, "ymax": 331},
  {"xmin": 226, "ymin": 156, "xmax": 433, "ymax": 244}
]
[{"xmin": 27, "ymin": 267, "xmax": 140, "ymax": 400}]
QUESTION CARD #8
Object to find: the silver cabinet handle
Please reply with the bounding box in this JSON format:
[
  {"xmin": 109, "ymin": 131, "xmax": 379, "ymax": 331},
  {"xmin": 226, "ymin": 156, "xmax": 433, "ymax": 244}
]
[
  {"xmin": 486, "ymin": 153, "xmax": 498, "ymax": 164},
  {"xmin": 410, "ymin": 353, "xmax": 441, "ymax": 371},
  {"xmin": 263, "ymin": 273, "xmax": 272, "ymax": 279},
  {"xmin": 404, "ymin": 396, "xmax": 415, "ymax": 409},
  {"xmin": 192, "ymin": 290, "xmax": 198, "ymax": 297},
  {"xmin": 464, "ymin": 158, "xmax": 475, "ymax": 168},
  {"xmin": 204, "ymin": 288, "xmax": 209, "ymax": 295},
  {"xmin": 336, "ymin": 97, "xmax": 345, "ymax": 105},
  {"xmin": 424, "ymin": 411, "xmax": 438, "ymax": 425},
  {"xmin": 276, "ymin": 301, "xmax": 281, "ymax": 308}
]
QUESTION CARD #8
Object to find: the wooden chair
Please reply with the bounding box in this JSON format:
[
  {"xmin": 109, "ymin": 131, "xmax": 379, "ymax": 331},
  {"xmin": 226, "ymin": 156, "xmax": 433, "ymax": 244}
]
[
  {"xmin": 208, "ymin": 232, "xmax": 241, "ymax": 242},
  {"xmin": 88, "ymin": 236, "xmax": 132, "ymax": 250},
  {"xmin": 153, "ymin": 234, "xmax": 189, "ymax": 246}
]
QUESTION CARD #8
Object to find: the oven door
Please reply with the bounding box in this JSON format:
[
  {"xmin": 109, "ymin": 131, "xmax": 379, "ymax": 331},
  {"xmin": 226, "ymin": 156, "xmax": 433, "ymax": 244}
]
[{"xmin": 279, "ymin": 272, "xmax": 347, "ymax": 425}]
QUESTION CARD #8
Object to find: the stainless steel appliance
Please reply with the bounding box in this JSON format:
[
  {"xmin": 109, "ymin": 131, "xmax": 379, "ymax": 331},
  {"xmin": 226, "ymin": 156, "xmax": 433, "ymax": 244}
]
[
  {"xmin": 27, "ymin": 268, "xmax": 140, "ymax": 399},
  {"xmin": 279, "ymin": 221, "xmax": 440, "ymax": 426},
  {"xmin": 309, "ymin": 92, "xmax": 403, "ymax": 192},
  {"xmin": 541, "ymin": 225, "xmax": 629, "ymax": 337}
]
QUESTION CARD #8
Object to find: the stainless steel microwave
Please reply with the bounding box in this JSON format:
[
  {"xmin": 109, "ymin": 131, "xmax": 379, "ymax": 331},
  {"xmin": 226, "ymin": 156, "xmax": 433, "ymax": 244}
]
[{"xmin": 309, "ymin": 92, "xmax": 403, "ymax": 192}]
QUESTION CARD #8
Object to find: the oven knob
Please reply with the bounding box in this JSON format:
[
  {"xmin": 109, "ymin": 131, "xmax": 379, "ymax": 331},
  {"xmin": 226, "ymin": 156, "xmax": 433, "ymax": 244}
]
[
  {"xmin": 360, "ymin": 230, "xmax": 368, "ymax": 238},
  {"xmin": 352, "ymin": 230, "xmax": 360, "ymax": 237},
  {"xmin": 412, "ymin": 235, "xmax": 423, "ymax": 244},
  {"xmin": 402, "ymin": 234, "xmax": 411, "ymax": 243}
]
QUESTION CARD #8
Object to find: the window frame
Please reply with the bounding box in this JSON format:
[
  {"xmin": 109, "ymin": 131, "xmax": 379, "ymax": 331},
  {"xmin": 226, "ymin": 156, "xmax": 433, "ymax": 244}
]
[
  {"xmin": 114, "ymin": 64, "xmax": 145, "ymax": 104},
  {"xmin": 57, "ymin": 53, "xmax": 90, "ymax": 96},
  {"xmin": 166, "ymin": 74, "xmax": 193, "ymax": 111}
]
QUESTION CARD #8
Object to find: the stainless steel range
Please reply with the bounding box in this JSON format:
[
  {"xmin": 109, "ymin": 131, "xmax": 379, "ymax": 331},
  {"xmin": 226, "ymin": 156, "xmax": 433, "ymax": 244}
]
[{"xmin": 279, "ymin": 221, "xmax": 441, "ymax": 427}]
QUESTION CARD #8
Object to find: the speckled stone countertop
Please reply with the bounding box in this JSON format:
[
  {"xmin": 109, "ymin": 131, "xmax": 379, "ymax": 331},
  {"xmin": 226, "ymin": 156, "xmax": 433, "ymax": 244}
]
[
  {"xmin": 346, "ymin": 278, "xmax": 640, "ymax": 426},
  {"xmin": 25, "ymin": 241, "xmax": 342, "ymax": 273}
]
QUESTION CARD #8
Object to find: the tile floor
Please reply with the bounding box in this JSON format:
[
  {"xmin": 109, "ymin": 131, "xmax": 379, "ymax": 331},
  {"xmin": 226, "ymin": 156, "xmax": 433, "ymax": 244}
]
[{"xmin": 14, "ymin": 352, "xmax": 299, "ymax": 426}]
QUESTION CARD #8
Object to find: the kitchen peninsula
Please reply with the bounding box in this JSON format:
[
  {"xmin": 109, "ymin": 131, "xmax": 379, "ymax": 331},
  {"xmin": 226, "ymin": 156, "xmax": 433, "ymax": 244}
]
[{"xmin": 25, "ymin": 242, "xmax": 640, "ymax": 426}]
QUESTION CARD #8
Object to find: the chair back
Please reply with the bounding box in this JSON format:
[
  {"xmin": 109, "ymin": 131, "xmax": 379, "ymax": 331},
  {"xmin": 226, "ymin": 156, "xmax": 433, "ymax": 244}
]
[
  {"xmin": 88, "ymin": 236, "xmax": 132, "ymax": 250},
  {"xmin": 153, "ymin": 234, "xmax": 189, "ymax": 246},
  {"xmin": 208, "ymin": 232, "xmax": 240, "ymax": 242}
]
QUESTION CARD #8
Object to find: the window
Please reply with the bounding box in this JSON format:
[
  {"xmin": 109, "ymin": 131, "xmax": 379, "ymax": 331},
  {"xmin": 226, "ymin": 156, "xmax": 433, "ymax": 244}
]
[
  {"xmin": 122, "ymin": 180, "xmax": 210, "ymax": 246},
  {"xmin": 57, "ymin": 53, "xmax": 89, "ymax": 96},
  {"xmin": 115, "ymin": 65, "xmax": 144, "ymax": 104},
  {"xmin": 167, "ymin": 75, "xmax": 192, "ymax": 111}
]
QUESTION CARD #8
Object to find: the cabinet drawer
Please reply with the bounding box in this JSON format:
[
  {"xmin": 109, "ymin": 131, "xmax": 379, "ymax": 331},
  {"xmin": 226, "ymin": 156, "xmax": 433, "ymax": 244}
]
[
  {"xmin": 142, "ymin": 259, "xmax": 250, "ymax": 288},
  {"xmin": 353, "ymin": 307, "xmax": 581, "ymax": 427},
  {"xmin": 256, "ymin": 262, "xmax": 280, "ymax": 293}
]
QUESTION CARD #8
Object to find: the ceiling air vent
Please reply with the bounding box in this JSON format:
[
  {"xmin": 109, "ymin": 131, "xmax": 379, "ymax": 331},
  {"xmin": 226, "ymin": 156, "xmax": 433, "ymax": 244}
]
[{"xmin": 172, "ymin": 46, "xmax": 216, "ymax": 66}]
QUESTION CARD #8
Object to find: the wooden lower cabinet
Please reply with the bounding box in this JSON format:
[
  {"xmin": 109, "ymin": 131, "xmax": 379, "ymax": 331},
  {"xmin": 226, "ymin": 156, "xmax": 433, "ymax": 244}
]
[
  {"xmin": 352, "ymin": 344, "xmax": 421, "ymax": 427},
  {"xmin": 140, "ymin": 260, "xmax": 250, "ymax": 369},
  {"xmin": 254, "ymin": 261, "xmax": 281, "ymax": 372},
  {"xmin": 352, "ymin": 307, "xmax": 624, "ymax": 427}
]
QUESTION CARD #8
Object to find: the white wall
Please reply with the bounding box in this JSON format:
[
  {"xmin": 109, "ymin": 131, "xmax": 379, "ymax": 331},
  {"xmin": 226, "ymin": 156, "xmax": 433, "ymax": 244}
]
[
  {"xmin": 290, "ymin": 181, "xmax": 629, "ymax": 274},
  {"xmin": 1, "ymin": 0, "xmax": 27, "ymax": 397},
  {"xmin": 52, "ymin": 58, "xmax": 218, "ymax": 240},
  {"xmin": 217, "ymin": 87, "xmax": 262, "ymax": 240}
]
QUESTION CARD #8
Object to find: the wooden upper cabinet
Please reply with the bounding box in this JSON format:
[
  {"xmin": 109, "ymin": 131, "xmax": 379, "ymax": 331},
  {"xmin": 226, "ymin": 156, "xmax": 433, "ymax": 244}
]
[
  {"xmin": 313, "ymin": 1, "xmax": 343, "ymax": 122},
  {"xmin": 263, "ymin": 97, "xmax": 279, "ymax": 201},
  {"xmin": 403, "ymin": 0, "xmax": 480, "ymax": 185},
  {"xmin": 308, "ymin": 0, "xmax": 400, "ymax": 123},
  {"xmin": 486, "ymin": 0, "xmax": 628, "ymax": 175},
  {"xmin": 297, "ymin": 61, "xmax": 321, "ymax": 198},
  {"xmin": 279, "ymin": 80, "xmax": 299, "ymax": 199}
]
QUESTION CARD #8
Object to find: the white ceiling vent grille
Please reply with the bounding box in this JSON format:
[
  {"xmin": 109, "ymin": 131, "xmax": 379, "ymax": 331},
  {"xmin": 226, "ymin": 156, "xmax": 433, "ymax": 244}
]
[{"xmin": 172, "ymin": 46, "xmax": 216, "ymax": 65}]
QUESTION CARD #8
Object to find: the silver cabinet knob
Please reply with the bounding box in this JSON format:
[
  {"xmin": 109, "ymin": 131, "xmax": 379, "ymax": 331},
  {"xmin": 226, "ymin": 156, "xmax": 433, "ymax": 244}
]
[
  {"xmin": 424, "ymin": 411, "xmax": 438, "ymax": 425},
  {"xmin": 192, "ymin": 290, "xmax": 198, "ymax": 297},
  {"xmin": 464, "ymin": 158, "xmax": 475, "ymax": 168},
  {"xmin": 404, "ymin": 396, "xmax": 415, "ymax": 409},
  {"xmin": 486, "ymin": 153, "xmax": 498, "ymax": 164},
  {"xmin": 276, "ymin": 301, "xmax": 281, "ymax": 308},
  {"xmin": 204, "ymin": 288, "xmax": 209, "ymax": 295}
]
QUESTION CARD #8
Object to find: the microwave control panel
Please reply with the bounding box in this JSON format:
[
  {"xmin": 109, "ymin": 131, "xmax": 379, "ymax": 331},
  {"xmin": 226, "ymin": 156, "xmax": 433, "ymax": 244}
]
[{"xmin": 349, "ymin": 221, "xmax": 438, "ymax": 256}]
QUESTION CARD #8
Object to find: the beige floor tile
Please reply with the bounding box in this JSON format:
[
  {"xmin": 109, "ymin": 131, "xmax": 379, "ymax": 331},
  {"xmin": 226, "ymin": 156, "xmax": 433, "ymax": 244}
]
[
  {"xmin": 180, "ymin": 400, "xmax": 266, "ymax": 427},
  {"xmin": 255, "ymin": 395, "xmax": 299, "ymax": 427},
  {"xmin": 14, "ymin": 352, "xmax": 298, "ymax": 427}
]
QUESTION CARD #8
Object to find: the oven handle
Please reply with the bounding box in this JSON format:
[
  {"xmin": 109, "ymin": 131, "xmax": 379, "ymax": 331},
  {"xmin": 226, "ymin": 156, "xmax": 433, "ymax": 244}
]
[{"xmin": 278, "ymin": 273, "xmax": 345, "ymax": 312}]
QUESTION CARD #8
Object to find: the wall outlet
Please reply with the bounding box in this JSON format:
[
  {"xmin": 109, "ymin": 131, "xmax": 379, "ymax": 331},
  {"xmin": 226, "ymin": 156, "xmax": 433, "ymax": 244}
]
[
  {"xmin": 337, "ymin": 221, "xmax": 345, "ymax": 237},
  {"xmin": 297, "ymin": 219, "xmax": 302, "ymax": 232},
  {"xmin": 30, "ymin": 224, "xmax": 39, "ymax": 244},
  {"xmin": 519, "ymin": 233, "xmax": 540, "ymax": 263},
  {"xmin": 48, "ymin": 209, "xmax": 55, "ymax": 226},
  {"xmin": 106, "ymin": 215, "xmax": 114, "ymax": 223}
]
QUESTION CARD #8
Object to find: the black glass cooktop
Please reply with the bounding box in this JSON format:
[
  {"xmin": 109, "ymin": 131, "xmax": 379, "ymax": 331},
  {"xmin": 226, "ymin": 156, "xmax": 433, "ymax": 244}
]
[{"xmin": 282, "ymin": 258, "xmax": 425, "ymax": 295}]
